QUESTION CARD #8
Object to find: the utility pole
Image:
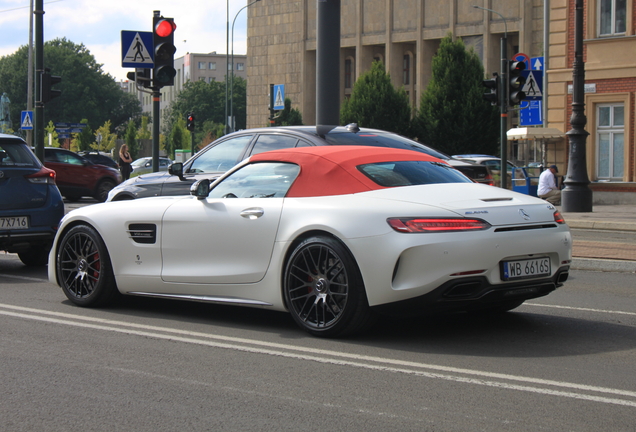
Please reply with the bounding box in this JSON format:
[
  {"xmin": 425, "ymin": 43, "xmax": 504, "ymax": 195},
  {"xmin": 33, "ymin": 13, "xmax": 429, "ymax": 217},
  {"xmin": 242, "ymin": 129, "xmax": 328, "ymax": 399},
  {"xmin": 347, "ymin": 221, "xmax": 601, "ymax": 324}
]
[
  {"xmin": 33, "ymin": 0, "xmax": 43, "ymax": 162},
  {"xmin": 316, "ymin": 0, "xmax": 340, "ymax": 125}
]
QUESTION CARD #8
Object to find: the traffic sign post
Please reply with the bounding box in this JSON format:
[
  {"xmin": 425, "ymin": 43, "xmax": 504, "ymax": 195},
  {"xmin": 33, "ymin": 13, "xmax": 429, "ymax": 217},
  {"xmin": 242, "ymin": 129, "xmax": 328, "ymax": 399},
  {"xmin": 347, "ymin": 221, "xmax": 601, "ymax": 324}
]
[
  {"xmin": 121, "ymin": 31, "xmax": 154, "ymax": 68},
  {"xmin": 20, "ymin": 111, "xmax": 34, "ymax": 130},
  {"xmin": 273, "ymin": 84, "xmax": 285, "ymax": 110}
]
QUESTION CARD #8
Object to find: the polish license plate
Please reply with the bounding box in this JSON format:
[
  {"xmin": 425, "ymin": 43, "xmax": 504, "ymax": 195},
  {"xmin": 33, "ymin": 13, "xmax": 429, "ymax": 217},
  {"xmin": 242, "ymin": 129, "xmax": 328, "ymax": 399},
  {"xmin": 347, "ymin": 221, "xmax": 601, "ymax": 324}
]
[
  {"xmin": 502, "ymin": 257, "xmax": 550, "ymax": 280},
  {"xmin": 0, "ymin": 216, "xmax": 29, "ymax": 230}
]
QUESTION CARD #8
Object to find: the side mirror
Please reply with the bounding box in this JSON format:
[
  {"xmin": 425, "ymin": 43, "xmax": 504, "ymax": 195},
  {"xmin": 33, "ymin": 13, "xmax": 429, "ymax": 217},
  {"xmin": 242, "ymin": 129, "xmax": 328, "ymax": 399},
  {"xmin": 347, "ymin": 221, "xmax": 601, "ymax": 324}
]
[
  {"xmin": 168, "ymin": 162, "xmax": 185, "ymax": 180},
  {"xmin": 191, "ymin": 179, "xmax": 211, "ymax": 200}
]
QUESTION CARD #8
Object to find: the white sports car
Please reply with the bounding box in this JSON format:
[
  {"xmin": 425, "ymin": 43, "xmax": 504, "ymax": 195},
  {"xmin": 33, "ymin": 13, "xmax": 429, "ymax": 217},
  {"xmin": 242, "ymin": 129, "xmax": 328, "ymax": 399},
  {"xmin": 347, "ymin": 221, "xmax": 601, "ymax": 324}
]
[{"xmin": 49, "ymin": 146, "xmax": 572, "ymax": 337}]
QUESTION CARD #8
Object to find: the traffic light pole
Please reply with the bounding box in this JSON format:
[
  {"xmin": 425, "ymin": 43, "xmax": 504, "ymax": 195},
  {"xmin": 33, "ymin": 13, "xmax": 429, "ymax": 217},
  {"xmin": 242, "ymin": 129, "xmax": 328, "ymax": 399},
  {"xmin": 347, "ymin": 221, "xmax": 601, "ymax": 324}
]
[
  {"xmin": 34, "ymin": 0, "xmax": 43, "ymax": 162},
  {"xmin": 500, "ymin": 34, "xmax": 508, "ymax": 190},
  {"xmin": 152, "ymin": 90, "xmax": 160, "ymax": 172}
]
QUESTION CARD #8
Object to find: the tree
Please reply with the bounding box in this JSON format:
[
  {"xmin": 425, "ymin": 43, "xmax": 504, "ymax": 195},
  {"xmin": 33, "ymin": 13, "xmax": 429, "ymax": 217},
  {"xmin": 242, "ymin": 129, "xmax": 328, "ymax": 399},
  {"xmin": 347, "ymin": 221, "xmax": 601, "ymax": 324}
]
[
  {"xmin": 137, "ymin": 116, "xmax": 151, "ymax": 140},
  {"xmin": 271, "ymin": 98, "xmax": 303, "ymax": 126},
  {"xmin": 340, "ymin": 61, "xmax": 412, "ymax": 136},
  {"xmin": 125, "ymin": 120, "xmax": 139, "ymax": 159},
  {"xmin": 91, "ymin": 121, "xmax": 117, "ymax": 153},
  {"xmin": 414, "ymin": 34, "xmax": 499, "ymax": 156},
  {"xmin": 70, "ymin": 119, "xmax": 93, "ymax": 152},
  {"xmin": 0, "ymin": 38, "xmax": 141, "ymax": 133},
  {"xmin": 165, "ymin": 115, "xmax": 190, "ymax": 159},
  {"xmin": 44, "ymin": 121, "xmax": 60, "ymax": 147}
]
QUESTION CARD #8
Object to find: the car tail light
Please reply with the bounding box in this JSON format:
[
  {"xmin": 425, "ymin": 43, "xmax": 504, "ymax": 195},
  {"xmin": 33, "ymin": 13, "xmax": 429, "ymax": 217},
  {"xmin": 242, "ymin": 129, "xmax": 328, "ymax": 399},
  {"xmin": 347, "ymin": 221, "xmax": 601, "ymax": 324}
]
[
  {"xmin": 485, "ymin": 172, "xmax": 495, "ymax": 186},
  {"xmin": 26, "ymin": 166, "xmax": 56, "ymax": 184},
  {"xmin": 553, "ymin": 210, "xmax": 565, "ymax": 224},
  {"xmin": 387, "ymin": 218, "xmax": 491, "ymax": 233}
]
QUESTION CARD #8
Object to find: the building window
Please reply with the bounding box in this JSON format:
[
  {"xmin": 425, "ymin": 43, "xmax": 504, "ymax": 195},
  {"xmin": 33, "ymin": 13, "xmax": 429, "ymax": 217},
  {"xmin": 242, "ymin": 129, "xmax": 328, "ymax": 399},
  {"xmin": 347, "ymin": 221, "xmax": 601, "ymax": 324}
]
[
  {"xmin": 198, "ymin": 62, "xmax": 207, "ymax": 69},
  {"xmin": 599, "ymin": 0, "xmax": 626, "ymax": 36},
  {"xmin": 596, "ymin": 104, "xmax": 624, "ymax": 180},
  {"xmin": 403, "ymin": 54, "xmax": 410, "ymax": 85},
  {"xmin": 236, "ymin": 63, "xmax": 244, "ymax": 71},
  {"xmin": 209, "ymin": 62, "xmax": 216, "ymax": 70},
  {"xmin": 344, "ymin": 58, "xmax": 352, "ymax": 89}
]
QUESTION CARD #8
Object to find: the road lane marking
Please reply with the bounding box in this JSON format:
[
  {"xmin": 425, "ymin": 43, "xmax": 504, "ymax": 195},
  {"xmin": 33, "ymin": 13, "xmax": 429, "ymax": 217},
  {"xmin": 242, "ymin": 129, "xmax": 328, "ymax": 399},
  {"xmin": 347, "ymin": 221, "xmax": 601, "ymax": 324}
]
[
  {"xmin": 1, "ymin": 303, "xmax": 636, "ymax": 407},
  {"xmin": 525, "ymin": 302, "xmax": 636, "ymax": 316}
]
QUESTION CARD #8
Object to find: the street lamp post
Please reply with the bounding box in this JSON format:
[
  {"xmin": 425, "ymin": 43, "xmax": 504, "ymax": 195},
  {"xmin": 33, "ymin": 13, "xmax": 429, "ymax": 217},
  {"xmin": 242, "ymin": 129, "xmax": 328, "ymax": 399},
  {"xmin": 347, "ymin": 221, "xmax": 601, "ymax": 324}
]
[
  {"xmin": 473, "ymin": 5, "xmax": 509, "ymax": 189},
  {"xmin": 230, "ymin": 0, "xmax": 261, "ymax": 133}
]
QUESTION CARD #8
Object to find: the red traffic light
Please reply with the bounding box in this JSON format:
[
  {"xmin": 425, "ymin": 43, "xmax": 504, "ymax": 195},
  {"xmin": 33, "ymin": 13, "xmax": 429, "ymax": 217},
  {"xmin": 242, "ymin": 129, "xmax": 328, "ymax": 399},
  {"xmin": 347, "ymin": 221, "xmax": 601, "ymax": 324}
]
[{"xmin": 155, "ymin": 19, "xmax": 176, "ymax": 37}]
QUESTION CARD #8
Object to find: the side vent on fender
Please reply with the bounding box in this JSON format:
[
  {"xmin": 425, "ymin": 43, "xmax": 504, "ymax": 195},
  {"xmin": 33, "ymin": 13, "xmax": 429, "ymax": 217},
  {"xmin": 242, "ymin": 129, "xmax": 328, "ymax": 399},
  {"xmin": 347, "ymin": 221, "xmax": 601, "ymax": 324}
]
[{"xmin": 128, "ymin": 224, "xmax": 156, "ymax": 244}]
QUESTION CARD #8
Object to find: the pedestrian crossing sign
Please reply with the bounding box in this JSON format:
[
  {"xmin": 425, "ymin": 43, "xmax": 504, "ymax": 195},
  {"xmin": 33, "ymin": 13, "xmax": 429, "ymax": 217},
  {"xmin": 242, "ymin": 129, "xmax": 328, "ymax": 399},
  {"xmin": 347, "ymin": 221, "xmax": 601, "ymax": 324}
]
[
  {"xmin": 521, "ymin": 70, "xmax": 543, "ymax": 100},
  {"xmin": 121, "ymin": 31, "xmax": 154, "ymax": 68},
  {"xmin": 20, "ymin": 110, "xmax": 33, "ymax": 130},
  {"xmin": 273, "ymin": 84, "xmax": 285, "ymax": 110}
]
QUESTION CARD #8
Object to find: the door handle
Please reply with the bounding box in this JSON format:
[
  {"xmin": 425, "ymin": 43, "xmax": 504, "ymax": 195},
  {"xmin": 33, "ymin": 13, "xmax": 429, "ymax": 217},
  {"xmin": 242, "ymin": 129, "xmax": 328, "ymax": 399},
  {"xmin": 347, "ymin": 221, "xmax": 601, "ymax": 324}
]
[{"xmin": 240, "ymin": 208, "xmax": 264, "ymax": 219}]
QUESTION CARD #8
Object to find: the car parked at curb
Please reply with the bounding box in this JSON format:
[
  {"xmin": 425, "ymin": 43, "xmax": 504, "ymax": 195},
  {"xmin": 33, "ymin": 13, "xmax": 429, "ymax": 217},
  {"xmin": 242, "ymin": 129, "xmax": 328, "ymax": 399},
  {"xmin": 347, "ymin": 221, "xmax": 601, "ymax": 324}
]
[
  {"xmin": 130, "ymin": 156, "xmax": 173, "ymax": 176},
  {"xmin": 77, "ymin": 151, "xmax": 119, "ymax": 170},
  {"xmin": 51, "ymin": 145, "xmax": 571, "ymax": 337},
  {"xmin": 107, "ymin": 125, "xmax": 493, "ymax": 201},
  {"xmin": 1, "ymin": 134, "xmax": 64, "ymax": 266},
  {"xmin": 43, "ymin": 147, "xmax": 122, "ymax": 202}
]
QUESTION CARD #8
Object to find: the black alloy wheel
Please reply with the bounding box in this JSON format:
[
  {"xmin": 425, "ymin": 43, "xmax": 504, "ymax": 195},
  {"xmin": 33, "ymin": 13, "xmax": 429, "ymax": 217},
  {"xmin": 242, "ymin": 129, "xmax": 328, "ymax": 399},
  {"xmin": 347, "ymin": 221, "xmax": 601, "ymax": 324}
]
[
  {"xmin": 57, "ymin": 225, "xmax": 118, "ymax": 307},
  {"xmin": 284, "ymin": 236, "xmax": 374, "ymax": 337},
  {"xmin": 95, "ymin": 179, "xmax": 116, "ymax": 202}
]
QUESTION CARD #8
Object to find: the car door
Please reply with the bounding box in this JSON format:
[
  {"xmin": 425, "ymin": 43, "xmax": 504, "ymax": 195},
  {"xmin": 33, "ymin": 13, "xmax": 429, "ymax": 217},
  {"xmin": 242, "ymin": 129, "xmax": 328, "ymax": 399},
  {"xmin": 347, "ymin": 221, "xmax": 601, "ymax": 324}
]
[
  {"xmin": 160, "ymin": 161, "xmax": 300, "ymax": 285},
  {"xmin": 44, "ymin": 149, "xmax": 91, "ymax": 193}
]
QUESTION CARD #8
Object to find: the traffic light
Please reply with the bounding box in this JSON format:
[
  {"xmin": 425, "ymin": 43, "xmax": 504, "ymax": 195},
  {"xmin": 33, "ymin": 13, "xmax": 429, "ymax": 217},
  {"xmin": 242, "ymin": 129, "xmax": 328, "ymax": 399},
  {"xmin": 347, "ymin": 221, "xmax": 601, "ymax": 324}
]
[
  {"xmin": 508, "ymin": 61, "xmax": 526, "ymax": 105},
  {"xmin": 126, "ymin": 68, "xmax": 152, "ymax": 88},
  {"xmin": 40, "ymin": 68, "xmax": 61, "ymax": 104},
  {"xmin": 482, "ymin": 73, "xmax": 500, "ymax": 106},
  {"xmin": 152, "ymin": 16, "xmax": 177, "ymax": 87},
  {"xmin": 186, "ymin": 113, "xmax": 195, "ymax": 131}
]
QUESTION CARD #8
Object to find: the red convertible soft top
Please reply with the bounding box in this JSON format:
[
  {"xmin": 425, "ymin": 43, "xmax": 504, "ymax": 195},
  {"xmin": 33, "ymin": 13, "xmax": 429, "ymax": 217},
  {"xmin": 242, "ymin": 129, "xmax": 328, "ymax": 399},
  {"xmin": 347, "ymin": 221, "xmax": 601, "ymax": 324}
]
[{"xmin": 248, "ymin": 145, "xmax": 446, "ymax": 198}]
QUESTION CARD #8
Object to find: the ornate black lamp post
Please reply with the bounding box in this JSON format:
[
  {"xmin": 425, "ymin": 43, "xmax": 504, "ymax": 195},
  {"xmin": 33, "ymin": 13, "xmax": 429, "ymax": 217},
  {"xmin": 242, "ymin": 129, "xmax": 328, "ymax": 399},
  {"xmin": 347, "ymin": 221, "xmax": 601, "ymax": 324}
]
[{"xmin": 562, "ymin": 0, "xmax": 593, "ymax": 212}]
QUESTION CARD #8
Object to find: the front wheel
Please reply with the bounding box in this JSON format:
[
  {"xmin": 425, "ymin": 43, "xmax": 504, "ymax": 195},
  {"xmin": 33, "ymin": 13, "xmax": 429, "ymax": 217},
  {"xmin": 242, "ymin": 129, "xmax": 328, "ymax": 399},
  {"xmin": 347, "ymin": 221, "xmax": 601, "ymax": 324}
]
[
  {"xmin": 283, "ymin": 236, "xmax": 374, "ymax": 337},
  {"xmin": 94, "ymin": 179, "xmax": 116, "ymax": 202},
  {"xmin": 56, "ymin": 224, "xmax": 119, "ymax": 307}
]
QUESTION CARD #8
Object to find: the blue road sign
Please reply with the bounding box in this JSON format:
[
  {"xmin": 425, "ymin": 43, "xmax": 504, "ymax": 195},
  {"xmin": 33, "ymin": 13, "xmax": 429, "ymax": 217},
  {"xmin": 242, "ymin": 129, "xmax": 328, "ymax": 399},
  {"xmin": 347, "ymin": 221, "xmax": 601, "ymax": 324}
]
[
  {"xmin": 121, "ymin": 31, "xmax": 154, "ymax": 68},
  {"xmin": 512, "ymin": 52, "xmax": 530, "ymax": 71},
  {"xmin": 20, "ymin": 111, "xmax": 34, "ymax": 130},
  {"xmin": 273, "ymin": 84, "xmax": 285, "ymax": 110},
  {"xmin": 521, "ymin": 70, "xmax": 543, "ymax": 100},
  {"xmin": 520, "ymin": 100, "xmax": 542, "ymax": 126},
  {"xmin": 530, "ymin": 56, "xmax": 544, "ymax": 72}
]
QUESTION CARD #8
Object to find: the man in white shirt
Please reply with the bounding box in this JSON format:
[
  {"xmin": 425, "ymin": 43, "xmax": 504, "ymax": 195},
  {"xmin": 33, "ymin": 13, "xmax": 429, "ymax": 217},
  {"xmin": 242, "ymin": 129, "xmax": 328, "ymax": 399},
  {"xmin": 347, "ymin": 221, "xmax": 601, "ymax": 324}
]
[{"xmin": 538, "ymin": 165, "xmax": 561, "ymax": 205}]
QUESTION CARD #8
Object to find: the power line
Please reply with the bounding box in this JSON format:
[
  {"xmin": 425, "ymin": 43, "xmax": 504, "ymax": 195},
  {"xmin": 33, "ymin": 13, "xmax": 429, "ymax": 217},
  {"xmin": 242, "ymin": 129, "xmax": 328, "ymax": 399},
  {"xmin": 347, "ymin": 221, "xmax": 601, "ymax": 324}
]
[{"xmin": 0, "ymin": 0, "xmax": 64, "ymax": 14}]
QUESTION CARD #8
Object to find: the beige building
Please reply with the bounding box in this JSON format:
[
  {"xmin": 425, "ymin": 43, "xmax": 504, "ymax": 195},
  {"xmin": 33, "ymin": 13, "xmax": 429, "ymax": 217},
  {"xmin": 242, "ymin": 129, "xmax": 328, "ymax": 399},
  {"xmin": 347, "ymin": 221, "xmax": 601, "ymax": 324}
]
[
  {"xmin": 247, "ymin": 0, "xmax": 544, "ymax": 131},
  {"xmin": 547, "ymin": 0, "xmax": 636, "ymax": 202}
]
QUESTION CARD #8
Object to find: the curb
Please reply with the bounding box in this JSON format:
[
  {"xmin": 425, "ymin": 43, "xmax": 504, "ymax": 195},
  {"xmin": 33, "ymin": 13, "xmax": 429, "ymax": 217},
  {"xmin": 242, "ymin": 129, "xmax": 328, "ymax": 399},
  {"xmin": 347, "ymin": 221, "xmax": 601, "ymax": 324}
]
[
  {"xmin": 566, "ymin": 219, "xmax": 636, "ymax": 231},
  {"xmin": 571, "ymin": 257, "xmax": 636, "ymax": 273}
]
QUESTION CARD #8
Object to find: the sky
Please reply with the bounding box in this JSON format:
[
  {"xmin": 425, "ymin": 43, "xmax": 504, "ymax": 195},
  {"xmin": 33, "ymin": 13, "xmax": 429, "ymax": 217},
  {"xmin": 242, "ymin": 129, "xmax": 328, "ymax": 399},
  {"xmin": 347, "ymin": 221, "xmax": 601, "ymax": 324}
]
[{"xmin": 0, "ymin": 0, "xmax": 252, "ymax": 81}]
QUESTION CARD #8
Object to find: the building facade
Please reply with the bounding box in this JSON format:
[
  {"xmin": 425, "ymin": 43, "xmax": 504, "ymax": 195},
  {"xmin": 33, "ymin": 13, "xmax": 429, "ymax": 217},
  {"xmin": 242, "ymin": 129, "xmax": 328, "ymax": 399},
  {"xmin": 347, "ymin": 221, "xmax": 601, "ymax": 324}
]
[
  {"xmin": 246, "ymin": 0, "xmax": 544, "ymax": 131},
  {"xmin": 126, "ymin": 52, "xmax": 247, "ymax": 125},
  {"xmin": 548, "ymin": 0, "xmax": 636, "ymax": 202}
]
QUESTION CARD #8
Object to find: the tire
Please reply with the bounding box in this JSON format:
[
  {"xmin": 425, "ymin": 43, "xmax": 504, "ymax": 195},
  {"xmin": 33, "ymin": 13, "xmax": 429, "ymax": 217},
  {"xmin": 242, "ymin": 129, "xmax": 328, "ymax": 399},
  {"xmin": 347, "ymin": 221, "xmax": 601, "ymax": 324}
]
[
  {"xmin": 94, "ymin": 179, "xmax": 116, "ymax": 202},
  {"xmin": 56, "ymin": 225, "xmax": 119, "ymax": 307},
  {"xmin": 283, "ymin": 236, "xmax": 375, "ymax": 337},
  {"xmin": 65, "ymin": 195, "xmax": 81, "ymax": 202},
  {"xmin": 18, "ymin": 246, "xmax": 50, "ymax": 267}
]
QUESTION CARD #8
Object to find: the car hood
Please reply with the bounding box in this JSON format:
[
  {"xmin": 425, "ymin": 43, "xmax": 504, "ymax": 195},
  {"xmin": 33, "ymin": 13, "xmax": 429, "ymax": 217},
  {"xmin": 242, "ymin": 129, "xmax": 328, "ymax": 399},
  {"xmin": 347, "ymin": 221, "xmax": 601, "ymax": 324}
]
[{"xmin": 361, "ymin": 183, "xmax": 561, "ymax": 227}]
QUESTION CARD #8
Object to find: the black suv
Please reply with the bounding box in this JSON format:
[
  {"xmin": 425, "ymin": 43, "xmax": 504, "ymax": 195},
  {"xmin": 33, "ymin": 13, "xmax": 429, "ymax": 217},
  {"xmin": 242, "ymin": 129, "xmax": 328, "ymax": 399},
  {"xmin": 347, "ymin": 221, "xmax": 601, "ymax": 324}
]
[{"xmin": 107, "ymin": 125, "xmax": 493, "ymax": 201}]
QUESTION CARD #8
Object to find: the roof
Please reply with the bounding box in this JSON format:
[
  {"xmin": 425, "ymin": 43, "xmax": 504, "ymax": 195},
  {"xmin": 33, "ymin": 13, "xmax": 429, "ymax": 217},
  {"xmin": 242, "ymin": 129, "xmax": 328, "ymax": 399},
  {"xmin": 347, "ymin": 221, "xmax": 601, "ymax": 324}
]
[
  {"xmin": 249, "ymin": 145, "xmax": 446, "ymax": 197},
  {"xmin": 507, "ymin": 127, "xmax": 565, "ymax": 140}
]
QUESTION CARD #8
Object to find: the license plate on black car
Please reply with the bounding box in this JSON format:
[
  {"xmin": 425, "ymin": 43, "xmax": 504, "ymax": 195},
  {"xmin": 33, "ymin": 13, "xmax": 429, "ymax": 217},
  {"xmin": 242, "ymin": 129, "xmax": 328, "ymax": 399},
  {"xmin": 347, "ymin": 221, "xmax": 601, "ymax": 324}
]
[
  {"xmin": 502, "ymin": 257, "xmax": 550, "ymax": 280},
  {"xmin": 0, "ymin": 216, "xmax": 29, "ymax": 230}
]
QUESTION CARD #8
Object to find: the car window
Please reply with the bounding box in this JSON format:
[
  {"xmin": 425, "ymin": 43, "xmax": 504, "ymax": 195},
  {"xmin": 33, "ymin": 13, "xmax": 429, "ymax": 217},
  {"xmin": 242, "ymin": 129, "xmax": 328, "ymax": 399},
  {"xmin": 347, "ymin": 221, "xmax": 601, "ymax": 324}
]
[
  {"xmin": 208, "ymin": 162, "xmax": 300, "ymax": 199},
  {"xmin": 250, "ymin": 134, "xmax": 299, "ymax": 156},
  {"xmin": 187, "ymin": 135, "xmax": 253, "ymax": 173},
  {"xmin": 0, "ymin": 141, "xmax": 38, "ymax": 167},
  {"xmin": 357, "ymin": 161, "xmax": 472, "ymax": 187}
]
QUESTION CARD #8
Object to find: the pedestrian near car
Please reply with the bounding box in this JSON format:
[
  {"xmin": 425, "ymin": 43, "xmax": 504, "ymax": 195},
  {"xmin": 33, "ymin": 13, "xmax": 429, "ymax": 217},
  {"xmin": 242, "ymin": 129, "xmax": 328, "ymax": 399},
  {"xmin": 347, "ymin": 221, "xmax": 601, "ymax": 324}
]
[
  {"xmin": 118, "ymin": 144, "xmax": 133, "ymax": 180},
  {"xmin": 538, "ymin": 165, "xmax": 561, "ymax": 205}
]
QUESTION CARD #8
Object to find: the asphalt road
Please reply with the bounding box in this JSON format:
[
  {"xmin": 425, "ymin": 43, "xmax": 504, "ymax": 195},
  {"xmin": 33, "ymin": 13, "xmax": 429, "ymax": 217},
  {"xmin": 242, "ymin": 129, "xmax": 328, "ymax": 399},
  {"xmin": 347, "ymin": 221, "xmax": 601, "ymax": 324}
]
[{"xmin": 1, "ymin": 253, "xmax": 635, "ymax": 431}]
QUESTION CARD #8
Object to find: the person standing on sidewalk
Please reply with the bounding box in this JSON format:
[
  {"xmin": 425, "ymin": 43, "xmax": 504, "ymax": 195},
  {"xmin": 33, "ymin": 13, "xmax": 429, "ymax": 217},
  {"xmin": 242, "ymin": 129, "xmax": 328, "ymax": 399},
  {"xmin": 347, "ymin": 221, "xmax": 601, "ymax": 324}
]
[
  {"xmin": 118, "ymin": 144, "xmax": 133, "ymax": 181},
  {"xmin": 538, "ymin": 165, "xmax": 561, "ymax": 205}
]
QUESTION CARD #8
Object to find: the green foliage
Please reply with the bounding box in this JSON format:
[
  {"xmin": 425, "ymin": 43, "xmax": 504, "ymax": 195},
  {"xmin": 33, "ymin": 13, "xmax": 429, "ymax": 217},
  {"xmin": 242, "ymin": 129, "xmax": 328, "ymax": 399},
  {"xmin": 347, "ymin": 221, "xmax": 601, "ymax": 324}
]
[
  {"xmin": 271, "ymin": 98, "xmax": 303, "ymax": 126},
  {"xmin": 44, "ymin": 121, "xmax": 60, "ymax": 147},
  {"xmin": 414, "ymin": 34, "xmax": 499, "ymax": 156},
  {"xmin": 340, "ymin": 61, "xmax": 412, "ymax": 136},
  {"xmin": 70, "ymin": 119, "xmax": 93, "ymax": 152},
  {"xmin": 165, "ymin": 115, "xmax": 191, "ymax": 159},
  {"xmin": 0, "ymin": 38, "xmax": 141, "ymax": 133},
  {"xmin": 137, "ymin": 116, "xmax": 151, "ymax": 140},
  {"xmin": 125, "ymin": 121, "xmax": 139, "ymax": 159},
  {"xmin": 91, "ymin": 121, "xmax": 117, "ymax": 152}
]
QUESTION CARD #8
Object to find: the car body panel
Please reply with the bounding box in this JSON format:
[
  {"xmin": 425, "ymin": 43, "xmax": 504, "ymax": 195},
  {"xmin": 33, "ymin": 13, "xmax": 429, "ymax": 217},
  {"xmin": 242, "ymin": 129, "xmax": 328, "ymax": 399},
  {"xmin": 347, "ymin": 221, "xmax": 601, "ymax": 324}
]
[
  {"xmin": 1, "ymin": 134, "xmax": 64, "ymax": 258},
  {"xmin": 51, "ymin": 146, "xmax": 571, "ymax": 316}
]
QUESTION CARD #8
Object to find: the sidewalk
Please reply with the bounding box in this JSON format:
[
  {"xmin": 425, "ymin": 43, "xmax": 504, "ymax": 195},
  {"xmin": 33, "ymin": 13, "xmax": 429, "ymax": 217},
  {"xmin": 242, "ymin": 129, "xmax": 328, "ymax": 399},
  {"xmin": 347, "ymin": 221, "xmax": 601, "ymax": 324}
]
[{"xmin": 560, "ymin": 204, "xmax": 636, "ymax": 273}]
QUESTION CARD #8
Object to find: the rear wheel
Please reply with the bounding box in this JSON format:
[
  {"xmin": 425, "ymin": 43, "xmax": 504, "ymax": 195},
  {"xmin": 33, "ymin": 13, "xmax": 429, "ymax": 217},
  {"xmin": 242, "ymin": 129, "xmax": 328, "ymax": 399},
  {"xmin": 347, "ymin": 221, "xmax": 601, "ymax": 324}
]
[
  {"xmin": 94, "ymin": 179, "xmax": 116, "ymax": 202},
  {"xmin": 56, "ymin": 225, "xmax": 118, "ymax": 307},
  {"xmin": 283, "ymin": 236, "xmax": 374, "ymax": 337}
]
